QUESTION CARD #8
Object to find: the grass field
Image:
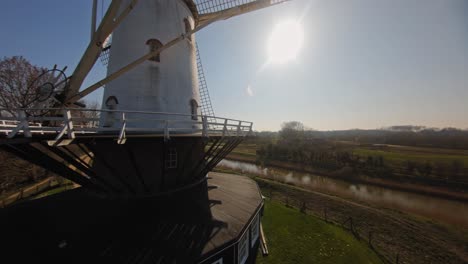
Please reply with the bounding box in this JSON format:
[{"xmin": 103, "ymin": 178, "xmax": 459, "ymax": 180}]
[
  {"xmin": 257, "ymin": 200, "xmax": 382, "ymax": 264},
  {"xmin": 232, "ymin": 142, "xmax": 468, "ymax": 166},
  {"xmin": 230, "ymin": 143, "xmax": 258, "ymax": 159},
  {"xmin": 353, "ymin": 146, "xmax": 468, "ymax": 167}
]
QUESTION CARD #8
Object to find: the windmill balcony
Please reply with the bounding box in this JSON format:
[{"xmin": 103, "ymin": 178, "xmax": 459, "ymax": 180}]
[
  {"xmin": 0, "ymin": 108, "xmax": 253, "ymax": 143},
  {"xmin": 0, "ymin": 108, "xmax": 253, "ymax": 196}
]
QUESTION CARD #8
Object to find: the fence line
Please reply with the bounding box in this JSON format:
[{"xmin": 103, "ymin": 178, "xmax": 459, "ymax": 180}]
[{"xmin": 265, "ymin": 186, "xmax": 397, "ymax": 264}]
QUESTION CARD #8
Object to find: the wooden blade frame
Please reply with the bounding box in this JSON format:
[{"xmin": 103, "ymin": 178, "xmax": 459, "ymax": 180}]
[{"xmin": 64, "ymin": 0, "xmax": 139, "ymax": 103}]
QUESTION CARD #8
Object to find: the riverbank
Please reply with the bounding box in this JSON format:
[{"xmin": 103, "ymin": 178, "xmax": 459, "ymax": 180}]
[
  {"xmin": 226, "ymin": 153, "xmax": 468, "ymax": 202},
  {"xmin": 216, "ymin": 170, "xmax": 468, "ymax": 264},
  {"xmin": 219, "ymin": 158, "xmax": 468, "ymax": 227}
]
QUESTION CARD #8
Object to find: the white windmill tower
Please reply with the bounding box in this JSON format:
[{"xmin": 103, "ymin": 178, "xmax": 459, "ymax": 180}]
[
  {"xmin": 47, "ymin": 0, "xmax": 290, "ymax": 195},
  {"xmin": 0, "ymin": 0, "xmax": 291, "ymax": 263},
  {"xmin": 100, "ymin": 0, "xmax": 200, "ymax": 129}
]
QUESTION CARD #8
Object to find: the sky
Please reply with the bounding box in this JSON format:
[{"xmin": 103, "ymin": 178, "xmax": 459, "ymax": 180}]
[{"xmin": 1, "ymin": 0, "xmax": 467, "ymax": 131}]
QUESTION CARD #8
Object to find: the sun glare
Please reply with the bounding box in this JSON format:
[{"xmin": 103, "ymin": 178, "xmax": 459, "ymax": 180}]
[{"xmin": 267, "ymin": 20, "xmax": 304, "ymax": 64}]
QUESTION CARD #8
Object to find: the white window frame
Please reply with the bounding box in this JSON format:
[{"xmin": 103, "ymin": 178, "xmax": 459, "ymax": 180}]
[
  {"xmin": 146, "ymin": 39, "xmax": 163, "ymax": 62},
  {"xmin": 190, "ymin": 99, "xmax": 199, "ymax": 121},
  {"xmin": 250, "ymin": 213, "xmax": 260, "ymax": 248},
  {"xmin": 184, "ymin": 18, "xmax": 193, "ymax": 42},
  {"xmin": 238, "ymin": 229, "xmax": 249, "ymax": 264},
  {"xmin": 165, "ymin": 148, "xmax": 177, "ymax": 169}
]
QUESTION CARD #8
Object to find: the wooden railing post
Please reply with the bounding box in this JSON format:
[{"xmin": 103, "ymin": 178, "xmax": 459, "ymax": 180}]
[
  {"xmin": 7, "ymin": 110, "xmax": 31, "ymax": 138},
  {"xmin": 202, "ymin": 116, "xmax": 208, "ymax": 137},
  {"xmin": 53, "ymin": 109, "xmax": 75, "ymax": 143},
  {"xmin": 64, "ymin": 109, "xmax": 75, "ymax": 139},
  {"xmin": 222, "ymin": 119, "xmax": 228, "ymax": 137},
  {"xmin": 117, "ymin": 112, "xmax": 127, "ymax": 144},
  {"xmin": 164, "ymin": 120, "xmax": 170, "ymax": 141}
]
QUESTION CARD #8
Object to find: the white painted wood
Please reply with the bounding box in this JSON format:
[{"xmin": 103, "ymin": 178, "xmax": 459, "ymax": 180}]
[{"xmin": 101, "ymin": 0, "xmax": 200, "ymax": 131}]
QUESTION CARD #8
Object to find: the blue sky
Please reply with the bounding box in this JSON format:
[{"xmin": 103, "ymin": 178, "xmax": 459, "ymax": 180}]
[{"xmin": 1, "ymin": 0, "xmax": 467, "ymax": 131}]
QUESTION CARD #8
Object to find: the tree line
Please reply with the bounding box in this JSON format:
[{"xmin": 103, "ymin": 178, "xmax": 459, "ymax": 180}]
[{"xmin": 255, "ymin": 121, "xmax": 467, "ymax": 184}]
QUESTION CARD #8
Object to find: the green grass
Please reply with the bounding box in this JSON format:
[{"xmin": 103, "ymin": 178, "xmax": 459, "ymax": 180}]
[
  {"xmin": 257, "ymin": 200, "xmax": 382, "ymax": 264},
  {"xmin": 232, "ymin": 141, "xmax": 468, "ymax": 168},
  {"xmin": 231, "ymin": 144, "xmax": 258, "ymax": 159}
]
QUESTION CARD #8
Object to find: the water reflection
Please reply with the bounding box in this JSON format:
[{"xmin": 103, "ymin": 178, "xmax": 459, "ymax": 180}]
[{"xmin": 218, "ymin": 159, "xmax": 468, "ymax": 228}]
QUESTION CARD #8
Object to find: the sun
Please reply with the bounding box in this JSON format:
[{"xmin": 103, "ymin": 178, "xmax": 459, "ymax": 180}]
[{"xmin": 267, "ymin": 20, "xmax": 304, "ymax": 64}]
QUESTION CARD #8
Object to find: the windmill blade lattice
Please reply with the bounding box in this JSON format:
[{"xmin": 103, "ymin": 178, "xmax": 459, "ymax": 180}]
[
  {"xmin": 196, "ymin": 43, "xmax": 215, "ymax": 122},
  {"xmin": 194, "ymin": 0, "xmax": 289, "ymax": 15},
  {"xmin": 97, "ymin": 39, "xmax": 216, "ymax": 123},
  {"xmin": 99, "ymin": 34, "xmax": 112, "ymax": 67}
]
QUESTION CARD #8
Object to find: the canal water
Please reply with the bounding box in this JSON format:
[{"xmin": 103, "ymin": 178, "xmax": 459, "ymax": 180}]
[{"xmin": 218, "ymin": 159, "xmax": 468, "ymax": 228}]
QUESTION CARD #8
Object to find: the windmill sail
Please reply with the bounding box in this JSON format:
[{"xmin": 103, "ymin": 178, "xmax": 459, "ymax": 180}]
[
  {"xmin": 196, "ymin": 43, "xmax": 215, "ymax": 119},
  {"xmin": 194, "ymin": 0, "xmax": 290, "ymax": 24},
  {"xmin": 194, "ymin": 0, "xmax": 289, "ymax": 15},
  {"xmin": 63, "ymin": 0, "xmax": 290, "ymax": 104}
]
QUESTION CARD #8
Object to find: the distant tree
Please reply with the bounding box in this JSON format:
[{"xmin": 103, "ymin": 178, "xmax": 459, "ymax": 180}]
[
  {"xmin": 417, "ymin": 162, "xmax": 433, "ymax": 177},
  {"xmin": 73, "ymin": 100, "xmax": 101, "ymax": 127},
  {"xmin": 424, "ymin": 162, "xmax": 433, "ymax": 177},
  {"xmin": 0, "ymin": 56, "xmax": 53, "ymax": 117},
  {"xmin": 279, "ymin": 121, "xmax": 305, "ymax": 142},
  {"xmin": 434, "ymin": 162, "xmax": 448, "ymax": 180},
  {"xmin": 406, "ymin": 161, "xmax": 416, "ymax": 175},
  {"xmin": 451, "ymin": 160, "xmax": 463, "ymax": 181},
  {"xmin": 377, "ymin": 156, "xmax": 384, "ymax": 167}
]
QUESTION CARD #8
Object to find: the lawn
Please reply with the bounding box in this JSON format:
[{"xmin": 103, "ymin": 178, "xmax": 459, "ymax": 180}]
[{"xmin": 257, "ymin": 200, "xmax": 382, "ymax": 264}]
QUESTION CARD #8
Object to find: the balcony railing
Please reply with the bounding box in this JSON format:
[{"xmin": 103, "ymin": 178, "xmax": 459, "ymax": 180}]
[{"xmin": 0, "ymin": 108, "xmax": 253, "ymax": 145}]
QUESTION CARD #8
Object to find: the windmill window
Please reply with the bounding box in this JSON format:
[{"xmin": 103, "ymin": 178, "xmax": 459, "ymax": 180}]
[
  {"xmin": 105, "ymin": 96, "xmax": 118, "ymax": 110},
  {"xmin": 165, "ymin": 148, "xmax": 177, "ymax": 169},
  {"xmin": 190, "ymin": 99, "xmax": 199, "ymax": 120},
  {"xmin": 184, "ymin": 18, "xmax": 192, "ymax": 42},
  {"xmin": 103, "ymin": 96, "xmax": 118, "ymax": 127},
  {"xmin": 146, "ymin": 39, "xmax": 163, "ymax": 62}
]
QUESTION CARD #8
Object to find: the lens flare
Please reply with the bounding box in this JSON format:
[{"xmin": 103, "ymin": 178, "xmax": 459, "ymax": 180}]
[{"xmin": 267, "ymin": 20, "xmax": 304, "ymax": 64}]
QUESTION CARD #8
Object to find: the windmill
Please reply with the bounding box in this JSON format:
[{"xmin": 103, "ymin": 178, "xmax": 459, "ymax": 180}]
[{"xmin": 0, "ymin": 0, "xmax": 290, "ymax": 263}]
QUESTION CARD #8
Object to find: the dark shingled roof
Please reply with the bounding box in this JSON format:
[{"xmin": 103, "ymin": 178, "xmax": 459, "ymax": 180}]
[{"xmin": 0, "ymin": 172, "xmax": 263, "ymax": 263}]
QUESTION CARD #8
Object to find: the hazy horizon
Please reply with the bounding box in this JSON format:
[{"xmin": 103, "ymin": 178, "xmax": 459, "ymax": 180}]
[{"xmin": 255, "ymin": 124, "xmax": 468, "ymax": 133}]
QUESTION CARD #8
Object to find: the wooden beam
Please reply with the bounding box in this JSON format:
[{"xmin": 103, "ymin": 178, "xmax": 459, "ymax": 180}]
[{"xmin": 65, "ymin": 0, "xmax": 140, "ymax": 103}]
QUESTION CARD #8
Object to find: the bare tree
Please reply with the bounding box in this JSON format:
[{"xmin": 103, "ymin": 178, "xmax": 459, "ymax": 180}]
[
  {"xmin": 279, "ymin": 121, "xmax": 305, "ymax": 141},
  {"xmin": 73, "ymin": 100, "xmax": 101, "ymax": 127},
  {"xmin": 0, "ymin": 56, "xmax": 60, "ymax": 117}
]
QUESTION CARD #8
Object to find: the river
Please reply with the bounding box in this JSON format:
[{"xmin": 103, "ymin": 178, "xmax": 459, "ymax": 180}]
[{"xmin": 218, "ymin": 159, "xmax": 468, "ymax": 228}]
